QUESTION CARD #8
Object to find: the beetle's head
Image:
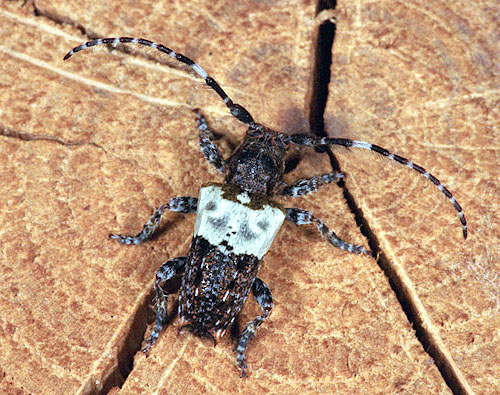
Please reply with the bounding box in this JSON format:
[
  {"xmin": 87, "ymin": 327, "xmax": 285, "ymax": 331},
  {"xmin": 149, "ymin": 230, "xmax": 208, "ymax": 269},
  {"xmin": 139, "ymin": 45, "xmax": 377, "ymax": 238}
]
[{"xmin": 225, "ymin": 126, "xmax": 290, "ymax": 196}]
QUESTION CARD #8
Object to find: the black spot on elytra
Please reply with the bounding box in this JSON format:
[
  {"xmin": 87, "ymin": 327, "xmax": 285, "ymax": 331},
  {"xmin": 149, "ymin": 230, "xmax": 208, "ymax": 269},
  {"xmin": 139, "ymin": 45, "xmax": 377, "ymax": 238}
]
[
  {"xmin": 209, "ymin": 215, "xmax": 228, "ymax": 228},
  {"xmin": 205, "ymin": 200, "xmax": 217, "ymax": 211},
  {"xmin": 257, "ymin": 220, "xmax": 269, "ymax": 231},
  {"xmin": 219, "ymin": 240, "xmax": 234, "ymax": 251},
  {"xmin": 194, "ymin": 267, "xmax": 203, "ymax": 287},
  {"xmin": 236, "ymin": 258, "xmax": 248, "ymax": 272},
  {"xmin": 239, "ymin": 222, "xmax": 257, "ymax": 240}
]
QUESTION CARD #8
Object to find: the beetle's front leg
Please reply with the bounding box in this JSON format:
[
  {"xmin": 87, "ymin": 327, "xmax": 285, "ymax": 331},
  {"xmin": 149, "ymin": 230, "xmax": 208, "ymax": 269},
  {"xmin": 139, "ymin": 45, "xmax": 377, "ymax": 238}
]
[
  {"xmin": 286, "ymin": 207, "xmax": 370, "ymax": 255},
  {"xmin": 143, "ymin": 256, "xmax": 187, "ymax": 353},
  {"xmin": 110, "ymin": 196, "xmax": 198, "ymax": 245},
  {"xmin": 236, "ymin": 277, "xmax": 273, "ymax": 377},
  {"xmin": 194, "ymin": 109, "xmax": 227, "ymax": 174},
  {"xmin": 277, "ymin": 172, "xmax": 344, "ymax": 197}
]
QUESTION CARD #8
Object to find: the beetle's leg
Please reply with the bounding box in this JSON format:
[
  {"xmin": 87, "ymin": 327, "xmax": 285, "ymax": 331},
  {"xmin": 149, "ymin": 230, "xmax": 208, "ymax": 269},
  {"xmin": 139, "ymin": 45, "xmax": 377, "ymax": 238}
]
[
  {"xmin": 286, "ymin": 207, "xmax": 370, "ymax": 255},
  {"xmin": 236, "ymin": 277, "xmax": 273, "ymax": 377},
  {"xmin": 110, "ymin": 197, "xmax": 198, "ymax": 245},
  {"xmin": 278, "ymin": 172, "xmax": 344, "ymax": 197},
  {"xmin": 194, "ymin": 109, "xmax": 227, "ymax": 174},
  {"xmin": 143, "ymin": 256, "xmax": 187, "ymax": 353}
]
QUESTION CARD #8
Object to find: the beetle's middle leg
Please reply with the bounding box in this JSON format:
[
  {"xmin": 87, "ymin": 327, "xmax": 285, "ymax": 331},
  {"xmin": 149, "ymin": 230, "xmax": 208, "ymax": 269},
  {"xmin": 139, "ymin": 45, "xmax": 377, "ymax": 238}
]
[
  {"xmin": 236, "ymin": 277, "xmax": 273, "ymax": 377},
  {"xmin": 110, "ymin": 197, "xmax": 198, "ymax": 245},
  {"xmin": 285, "ymin": 207, "xmax": 370, "ymax": 255},
  {"xmin": 143, "ymin": 256, "xmax": 187, "ymax": 353}
]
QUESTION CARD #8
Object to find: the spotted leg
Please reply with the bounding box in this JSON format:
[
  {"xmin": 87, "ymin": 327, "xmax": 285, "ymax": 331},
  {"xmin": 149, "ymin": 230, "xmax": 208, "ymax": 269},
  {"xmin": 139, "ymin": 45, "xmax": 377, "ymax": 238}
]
[
  {"xmin": 278, "ymin": 172, "xmax": 344, "ymax": 197},
  {"xmin": 143, "ymin": 257, "xmax": 187, "ymax": 353},
  {"xmin": 194, "ymin": 109, "xmax": 227, "ymax": 173},
  {"xmin": 110, "ymin": 197, "xmax": 198, "ymax": 245},
  {"xmin": 236, "ymin": 277, "xmax": 273, "ymax": 377},
  {"xmin": 286, "ymin": 208, "xmax": 370, "ymax": 255}
]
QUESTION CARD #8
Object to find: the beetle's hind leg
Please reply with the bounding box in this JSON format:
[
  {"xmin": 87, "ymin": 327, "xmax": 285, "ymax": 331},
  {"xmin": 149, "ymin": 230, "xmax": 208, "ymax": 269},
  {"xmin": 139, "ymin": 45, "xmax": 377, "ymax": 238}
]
[
  {"xmin": 286, "ymin": 207, "xmax": 371, "ymax": 255},
  {"xmin": 110, "ymin": 196, "xmax": 198, "ymax": 245},
  {"xmin": 236, "ymin": 278, "xmax": 273, "ymax": 377},
  {"xmin": 143, "ymin": 256, "xmax": 187, "ymax": 353}
]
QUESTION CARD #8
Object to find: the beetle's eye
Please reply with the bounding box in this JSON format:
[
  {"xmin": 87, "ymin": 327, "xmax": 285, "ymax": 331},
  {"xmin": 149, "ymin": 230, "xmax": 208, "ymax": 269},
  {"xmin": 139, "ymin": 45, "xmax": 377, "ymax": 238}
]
[
  {"xmin": 247, "ymin": 128, "xmax": 263, "ymax": 137},
  {"xmin": 275, "ymin": 135, "xmax": 290, "ymax": 149}
]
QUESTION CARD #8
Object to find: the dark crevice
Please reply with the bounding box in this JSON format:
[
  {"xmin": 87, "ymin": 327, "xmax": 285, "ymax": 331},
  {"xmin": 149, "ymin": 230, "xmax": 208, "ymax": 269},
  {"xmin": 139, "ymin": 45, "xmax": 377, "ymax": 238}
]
[
  {"xmin": 97, "ymin": 281, "xmax": 180, "ymax": 394},
  {"xmin": 33, "ymin": 3, "xmax": 210, "ymax": 86},
  {"xmin": 20, "ymin": 6, "xmax": 154, "ymax": 392},
  {"xmin": 98, "ymin": 293, "xmax": 153, "ymax": 395},
  {"xmin": 310, "ymin": 2, "xmax": 467, "ymax": 394},
  {"xmin": 374, "ymin": 248, "xmax": 468, "ymax": 395},
  {"xmin": 32, "ymin": 1, "xmax": 100, "ymax": 39},
  {"xmin": 310, "ymin": 0, "xmax": 336, "ymax": 138},
  {"xmin": 0, "ymin": 128, "xmax": 107, "ymax": 152}
]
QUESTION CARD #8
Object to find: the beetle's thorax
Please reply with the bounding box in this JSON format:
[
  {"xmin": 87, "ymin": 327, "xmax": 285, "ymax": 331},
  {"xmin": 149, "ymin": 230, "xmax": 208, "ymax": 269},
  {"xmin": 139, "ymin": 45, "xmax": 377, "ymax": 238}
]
[{"xmin": 225, "ymin": 127, "xmax": 289, "ymax": 196}]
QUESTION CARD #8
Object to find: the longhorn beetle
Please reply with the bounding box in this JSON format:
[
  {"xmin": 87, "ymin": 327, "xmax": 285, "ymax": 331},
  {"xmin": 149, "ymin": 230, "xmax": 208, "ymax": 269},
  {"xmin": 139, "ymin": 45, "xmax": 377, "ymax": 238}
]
[{"xmin": 64, "ymin": 37, "xmax": 467, "ymax": 377}]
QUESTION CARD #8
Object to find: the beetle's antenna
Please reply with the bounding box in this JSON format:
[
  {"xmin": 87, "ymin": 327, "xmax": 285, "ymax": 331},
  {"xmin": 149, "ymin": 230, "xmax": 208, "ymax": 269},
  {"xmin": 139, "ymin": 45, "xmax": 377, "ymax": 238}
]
[
  {"xmin": 64, "ymin": 37, "xmax": 256, "ymax": 127},
  {"xmin": 290, "ymin": 134, "xmax": 468, "ymax": 239}
]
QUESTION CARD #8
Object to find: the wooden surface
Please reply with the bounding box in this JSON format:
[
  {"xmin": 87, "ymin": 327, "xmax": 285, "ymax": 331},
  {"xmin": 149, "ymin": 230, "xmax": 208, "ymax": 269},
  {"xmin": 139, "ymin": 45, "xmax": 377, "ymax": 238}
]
[
  {"xmin": 325, "ymin": 1, "xmax": 500, "ymax": 394},
  {"xmin": 0, "ymin": 0, "xmax": 497, "ymax": 394}
]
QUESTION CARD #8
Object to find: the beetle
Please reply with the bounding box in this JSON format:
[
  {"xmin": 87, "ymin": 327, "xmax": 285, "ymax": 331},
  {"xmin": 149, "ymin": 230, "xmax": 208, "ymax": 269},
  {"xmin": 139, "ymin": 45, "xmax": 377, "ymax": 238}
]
[{"xmin": 64, "ymin": 37, "xmax": 467, "ymax": 376}]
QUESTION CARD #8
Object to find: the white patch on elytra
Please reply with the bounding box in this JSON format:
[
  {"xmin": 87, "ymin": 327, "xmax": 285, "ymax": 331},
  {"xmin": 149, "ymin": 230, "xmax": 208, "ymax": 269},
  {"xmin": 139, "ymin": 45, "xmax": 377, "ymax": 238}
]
[
  {"xmin": 236, "ymin": 192, "xmax": 251, "ymax": 204},
  {"xmin": 194, "ymin": 184, "xmax": 285, "ymax": 259}
]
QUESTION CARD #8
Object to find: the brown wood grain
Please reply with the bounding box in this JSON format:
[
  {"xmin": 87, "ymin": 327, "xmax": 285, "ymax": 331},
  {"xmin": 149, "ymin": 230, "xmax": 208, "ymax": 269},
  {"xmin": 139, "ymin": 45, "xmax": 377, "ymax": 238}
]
[
  {"xmin": 0, "ymin": 0, "xmax": 496, "ymax": 393},
  {"xmin": 325, "ymin": 1, "xmax": 500, "ymax": 394}
]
